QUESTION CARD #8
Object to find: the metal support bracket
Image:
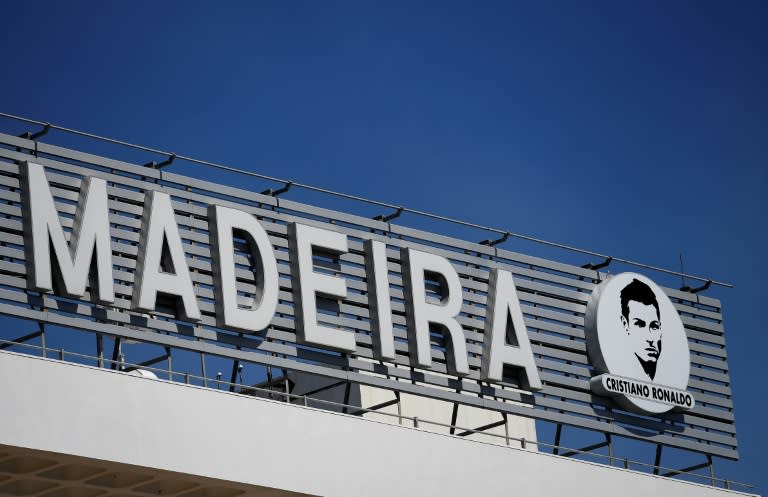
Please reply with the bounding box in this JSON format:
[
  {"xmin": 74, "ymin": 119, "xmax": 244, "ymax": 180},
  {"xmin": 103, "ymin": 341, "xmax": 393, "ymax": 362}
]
[
  {"xmin": 296, "ymin": 380, "xmax": 346, "ymax": 398},
  {"xmin": 681, "ymin": 279, "xmax": 712, "ymax": 294},
  {"xmin": 449, "ymin": 402, "xmax": 460, "ymax": 435},
  {"xmin": 456, "ymin": 420, "xmax": 507, "ymax": 438},
  {"xmin": 16, "ymin": 123, "xmax": 51, "ymax": 157},
  {"xmin": 261, "ymin": 181, "xmax": 292, "ymax": 197},
  {"xmin": 229, "ymin": 359, "xmax": 242, "ymax": 392},
  {"xmin": 341, "ymin": 381, "xmax": 352, "ymax": 414},
  {"xmin": 110, "ymin": 337, "xmax": 122, "ymax": 370},
  {"xmin": 96, "ymin": 334, "xmax": 104, "ymax": 368},
  {"xmin": 559, "ymin": 439, "xmax": 611, "ymax": 458},
  {"xmin": 238, "ymin": 375, "xmax": 294, "ymax": 398},
  {"xmin": 123, "ymin": 351, "xmax": 171, "ymax": 373},
  {"xmin": 582, "ymin": 256, "xmax": 613, "ymax": 270},
  {"xmin": 144, "ymin": 153, "xmax": 176, "ymax": 169},
  {"xmin": 661, "ymin": 455, "xmax": 713, "ymax": 480},
  {"xmin": 348, "ymin": 398, "xmax": 400, "ymax": 417},
  {"xmin": 18, "ymin": 123, "xmax": 51, "ymax": 141},
  {"xmin": 552, "ymin": 423, "xmax": 563, "ymax": 455},
  {"xmin": 373, "ymin": 206, "xmax": 403, "ymax": 222},
  {"xmin": 0, "ymin": 328, "xmax": 43, "ymax": 350},
  {"xmin": 480, "ymin": 231, "xmax": 510, "ymax": 247}
]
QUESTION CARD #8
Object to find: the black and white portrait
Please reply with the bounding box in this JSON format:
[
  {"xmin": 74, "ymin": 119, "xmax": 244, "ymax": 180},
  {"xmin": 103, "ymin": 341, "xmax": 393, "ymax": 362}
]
[{"xmin": 619, "ymin": 278, "xmax": 662, "ymax": 381}]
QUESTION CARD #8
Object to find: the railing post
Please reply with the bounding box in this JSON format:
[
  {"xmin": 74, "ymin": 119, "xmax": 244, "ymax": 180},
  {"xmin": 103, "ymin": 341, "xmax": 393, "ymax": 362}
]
[
  {"xmin": 40, "ymin": 325, "xmax": 46, "ymax": 358},
  {"xmin": 200, "ymin": 351, "xmax": 208, "ymax": 388},
  {"xmin": 504, "ymin": 413, "xmax": 510, "ymax": 446},
  {"xmin": 413, "ymin": 416, "xmax": 419, "ymax": 428},
  {"xmin": 521, "ymin": 438, "xmax": 526, "ymax": 449},
  {"xmin": 96, "ymin": 334, "xmax": 103, "ymax": 368},
  {"xmin": 285, "ymin": 374, "xmax": 290, "ymax": 403},
  {"xmin": 607, "ymin": 434, "xmax": 614, "ymax": 466},
  {"xmin": 166, "ymin": 346, "xmax": 172, "ymax": 381},
  {"xmin": 396, "ymin": 392, "xmax": 402, "ymax": 425}
]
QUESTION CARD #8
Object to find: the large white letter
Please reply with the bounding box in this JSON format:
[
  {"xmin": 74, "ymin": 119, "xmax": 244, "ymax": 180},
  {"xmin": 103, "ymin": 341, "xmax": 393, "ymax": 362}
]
[
  {"xmin": 480, "ymin": 268, "xmax": 542, "ymax": 390},
  {"xmin": 209, "ymin": 205, "xmax": 278, "ymax": 333},
  {"xmin": 288, "ymin": 223, "xmax": 356, "ymax": 352},
  {"xmin": 364, "ymin": 239, "xmax": 395, "ymax": 361},
  {"xmin": 132, "ymin": 190, "xmax": 201, "ymax": 321},
  {"xmin": 21, "ymin": 161, "xmax": 114, "ymax": 303},
  {"xmin": 401, "ymin": 248, "xmax": 469, "ymax": 376}
]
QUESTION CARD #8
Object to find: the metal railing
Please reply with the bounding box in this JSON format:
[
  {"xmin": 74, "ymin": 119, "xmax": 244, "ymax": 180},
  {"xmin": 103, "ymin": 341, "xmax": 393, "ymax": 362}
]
[
  {"xmin": 0, "ymin": 111, "xmax": 732, "ymax": 289},
  {"xmin": 0, "ymin": 338, "xmax": 753, "ymax": 493}
]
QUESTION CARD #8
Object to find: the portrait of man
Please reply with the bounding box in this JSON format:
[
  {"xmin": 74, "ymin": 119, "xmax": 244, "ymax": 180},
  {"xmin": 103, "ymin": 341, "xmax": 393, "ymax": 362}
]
[{"xmin": 619, "ymin": 278, "xmax": 662, "ymax": 380}]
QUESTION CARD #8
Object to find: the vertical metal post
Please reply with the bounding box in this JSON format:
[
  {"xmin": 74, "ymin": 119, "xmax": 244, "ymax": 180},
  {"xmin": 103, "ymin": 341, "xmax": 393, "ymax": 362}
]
[
  {"xmin": 413, "ymin": 416, "xmax": 419, "ymax": 428},
  {"xmin": 229, "ymin": 344, "xmax": 243, "ymax": 392},
  {"xmin": 606, "ymin": 434, "xmax": 614, "ymax": 466},
  {"xmin": 165, "ymin": 346, "xmax": 172, "ymax": 381},
  {"xmin": 110, "ymin": 337, "xmax": 122, "ymax": 370},
  {"xmin": 449, "ymin": 402, "xmax": 459, "ymax": 435},
  {"xmin": 653, "ymin": 444, "xmax": 663, "ymax": 475},
  {"xmin": 40, "ymin": 324, "xmax": 46, "ymax": 358},
  {"xmin": 553, "ymin": 423, "xmax": 563, "ymax": 455},
  {"xmin": 303, "ymin": 395, "xmax": 308, "ymax": 407},
  {"xmin": 521, "ymin": 438, "xmax": 527, "ymax": 449},
  {"xmin": 342, "ymin": 381, "xmax": 351, "ymax": 413},
  {"xmin": 285, "ymin": 372, "xmax": 290, "ymax": 403},
  {"xmin": 395, "ymin": 391, "xmax": 402, "ymax": 425},
  {"xmin": 707, "ymin": 455, "xmax": 715, "ymax": 486},
  {"xmin": 624, "ymin": 457, "xmax": 629, "ymax": 469},
  {"xmin": 96, "ymin": 334, "xmax": 104, "ymax": 368},
  {"xmin": 58, "ymin": 348, "xmax": 64, "ymax": 360},
  {"xmin": 229, "ymin": 359, "xmax": 241, "ymax": 392},
  {"xmin": 503, "ymin": 413, "xmax": 510, "ymax": 446},
  {"xmin": 200, "ymin": 351, "xmax": 208, "ymax": 387},
  {"xmin": 184, "ymin": 372, "xmax": 190, "ymax": 384}
]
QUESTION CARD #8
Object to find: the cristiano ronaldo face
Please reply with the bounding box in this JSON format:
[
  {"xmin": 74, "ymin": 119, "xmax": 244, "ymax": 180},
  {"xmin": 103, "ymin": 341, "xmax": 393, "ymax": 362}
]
[{"xmin": 621, "ymin": 300, "xmax": 662, "ymax": 379}]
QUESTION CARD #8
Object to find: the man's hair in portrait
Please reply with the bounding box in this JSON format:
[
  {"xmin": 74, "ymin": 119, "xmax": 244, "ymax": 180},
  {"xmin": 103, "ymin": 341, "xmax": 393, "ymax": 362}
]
[{"xmin": 620, "ymin": 279, "xmax": 660, "ymax": 320}]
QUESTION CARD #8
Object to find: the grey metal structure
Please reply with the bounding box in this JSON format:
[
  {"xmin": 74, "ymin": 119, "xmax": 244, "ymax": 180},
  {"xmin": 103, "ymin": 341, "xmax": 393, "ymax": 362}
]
[{"xmin": 0, "ymin": 129, "xmax": 737, "ymax": 462}]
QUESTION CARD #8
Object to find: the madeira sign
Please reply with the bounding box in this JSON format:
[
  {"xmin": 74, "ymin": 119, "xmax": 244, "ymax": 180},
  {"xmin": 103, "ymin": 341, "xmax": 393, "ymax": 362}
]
[
  {"xmin": 22, "ymin": 161, "xmax": 697, "ymax": 415},
  {"xmin": 22, "ymin": 161, "xmax": 541, "ymax": 388},
  {"xmin": 0, "ymin": 131, "xmax": 737, "ymax": 460}
]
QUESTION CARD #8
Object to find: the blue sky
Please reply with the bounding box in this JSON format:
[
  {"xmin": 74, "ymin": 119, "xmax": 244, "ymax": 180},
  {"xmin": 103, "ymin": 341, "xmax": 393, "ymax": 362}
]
[{"xmin": 1, "ymin": 0, "xmax": 766, "ymax": 492}]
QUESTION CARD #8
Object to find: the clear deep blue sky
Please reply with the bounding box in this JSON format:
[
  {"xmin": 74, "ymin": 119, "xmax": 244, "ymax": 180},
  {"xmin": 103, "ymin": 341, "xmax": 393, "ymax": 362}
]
[{"xmin": 1, "ymin": 1, "xmax": 766, "ymax": 492}]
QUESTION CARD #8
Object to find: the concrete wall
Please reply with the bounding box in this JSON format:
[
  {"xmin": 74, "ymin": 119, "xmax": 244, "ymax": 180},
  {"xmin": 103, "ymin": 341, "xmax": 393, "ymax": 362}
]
[
  {"xmin": 0, "ymin": 351, "xmax": 753, "ymax": 497},
  {"xmin": 288, "ymin": 370, "xmax": 538, "ymax": 448}
]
